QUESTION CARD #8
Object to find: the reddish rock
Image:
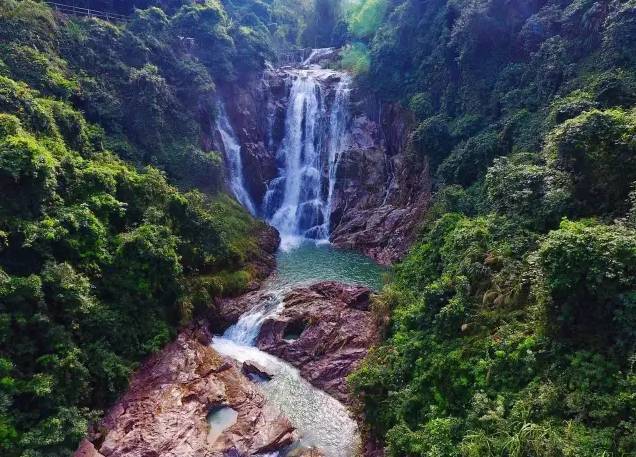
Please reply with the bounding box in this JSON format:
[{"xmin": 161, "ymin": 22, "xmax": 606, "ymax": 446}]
[
  {"xmin": 74, "ymin": 325, "xmax": 294, "ymax": 457},
  {"xmin": 331, "ymin": 201, "xmax": 428, "ymax": 266},
  {"xmin": 256, "ymin": 282, "xmax": 380, "ymax": 403},
  {"xmin": 74, "ymin": 440, "xmax": 103, "ymax": 457},
  {"xmin": 329, "ymin": 103, "xmax": 431, "ymax": 265}
]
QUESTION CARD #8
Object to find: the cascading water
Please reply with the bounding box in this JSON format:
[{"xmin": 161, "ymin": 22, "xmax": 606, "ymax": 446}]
[
  {"xmin": 215, "ymin": 102, "xmax": 257, "ymax": 215},
  {"xmin": 263, "ymin": 68, "xmax": 350, "ymax": 249},
  {"xmin": 325, "ymin": 76, "xmax": 351, "ymax": 233}
]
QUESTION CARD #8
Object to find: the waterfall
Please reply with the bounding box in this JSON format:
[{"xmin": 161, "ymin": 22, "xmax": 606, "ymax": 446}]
[
  {"xmin": 263, "ymin": 69, "xmax": 350, "ymax": 248},
  {"xmin": 215, "ymin": 102, "xmax": 257, "ymax": 215},
  {"xmin": 326, "ymin": 76, "xmax": 351, "ymax": 234}
]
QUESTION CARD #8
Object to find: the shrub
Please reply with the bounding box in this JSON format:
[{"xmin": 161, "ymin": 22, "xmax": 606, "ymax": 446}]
[
  {"xmin": 410, "ymin": 116, "xmax": 454, "ymax": 168},
  {"xmin": 536, "ymin": 219, "xmax": 636, "ymax": 351},
  {"xmin": 485, "ymin": 154, "xmax": 572, "ymax": 230},
  {"xmin": 545, "ymin": 108, "xmax": 636, "ymax": 216}
]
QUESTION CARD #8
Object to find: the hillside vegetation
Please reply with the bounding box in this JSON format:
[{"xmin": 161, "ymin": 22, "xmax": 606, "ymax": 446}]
[
  {"xmin": 0, "ymin": 1, "xmax": 297, "ymax": 455},
  {"xmin": 345, "ymin": 1, "xmax": 636, "ymax": 456}
]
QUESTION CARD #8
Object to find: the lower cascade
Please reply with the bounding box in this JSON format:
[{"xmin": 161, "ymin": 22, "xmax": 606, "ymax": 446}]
[{"xmin": 211, "ymin": 244, "xmax": 386, "ymax": 457}]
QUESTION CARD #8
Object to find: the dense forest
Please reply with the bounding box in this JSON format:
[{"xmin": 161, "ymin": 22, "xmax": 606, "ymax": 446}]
[
  {"xmin": 344, "ymin": 0, "xmax": 636, "ymax": 456},
  {"xmin": 0, "ymin": 0, "xmax": 301, "ymax": 454},
  {"xmin": 0, "ymin": 0, "xmax": 635, "ymax": 456}
]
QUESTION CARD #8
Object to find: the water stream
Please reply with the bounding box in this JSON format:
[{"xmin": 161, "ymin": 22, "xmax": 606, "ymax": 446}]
[{"xmin": 212, "ymin": 243, "xmax": 385, "ymax": 456}]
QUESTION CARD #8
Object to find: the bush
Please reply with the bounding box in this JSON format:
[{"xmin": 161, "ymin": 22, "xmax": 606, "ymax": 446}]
[
  {"xmin": 0, "ymin": 133, "xmax": 58, "ymax": 217},
  {"xmin": 485, "ymin": 154, "xmax": 572, "ymax": 230},
  {"xmin": 545, "ymin": 108, "xmax": 636, "ymax": 216},
  {"xmin": 411, "ymin": 116, "xmax": 454, "ymax": 168},
  {"xmin": 536, "ymin": 219, "xmax": 636, "ymax": 351}
]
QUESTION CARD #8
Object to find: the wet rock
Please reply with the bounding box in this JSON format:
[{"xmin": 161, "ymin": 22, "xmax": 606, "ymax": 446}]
[
  {"xmin": 256, "ymin": 282, "xmax": 380, "ymax": 403},
  {"xmin": 73, "ymin": 325, "xmax": 294, "ymax": 457},
  {"xmin": 329, "ymin": 103, "xmax": 432, "ymax": 265},
  {"xmin": 242, "ymin": 360, "xmax": 274, "ymax": 381},
  {"xmin": 331, "ymin": 202, "xmax": 428, "ymax": 266}
]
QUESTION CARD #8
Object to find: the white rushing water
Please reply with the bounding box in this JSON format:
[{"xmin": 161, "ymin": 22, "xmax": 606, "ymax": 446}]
[
  {"xmin": 212, "ymin": 335, "xmax": 360, "ymax": 457},
  {"xmin": 216, "ymin": 102, "xmax": 257, "ymax": 215},
  {"xmin": 264, "ymin": 68, "xmax": 351, "ymax": 250},
  {"xmin": 213, "ymin": 296, "xmax": 361, "ymax": 457},
  {"xmin": 222, "ymin": 290, "xmax": 285, "ymax": 346}
]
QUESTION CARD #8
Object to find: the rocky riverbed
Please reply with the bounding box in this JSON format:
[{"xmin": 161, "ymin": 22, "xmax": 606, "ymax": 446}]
[
  {"xmin": 256, "ymin": 281, "xmax": 380, "ymax": 404},
  {"xmin": 74, "ymin": 326, "xmax": 295, "ymax": 457}
]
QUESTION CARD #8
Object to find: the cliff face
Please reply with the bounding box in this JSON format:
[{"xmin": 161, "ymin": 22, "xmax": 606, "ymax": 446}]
[
  {"xmin": 211, "ymin": 61, "xmax": 431, "ymax": 265},
  {"xmin": 329, "ymin": 98, "xmax": 432, "ymax": 265}
]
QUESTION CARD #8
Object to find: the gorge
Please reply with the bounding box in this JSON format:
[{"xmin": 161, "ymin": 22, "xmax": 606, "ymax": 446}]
[
  {"xmin": 216, "ymin": 50, "xmax": 430, "ymax": 263},
  {"xmin": 2, "ymin": 2, "xmax": 635, "ymax": 457},
  {"xmin": 73, "ymin": 49, "xmax": 391, "ymax": 457}
]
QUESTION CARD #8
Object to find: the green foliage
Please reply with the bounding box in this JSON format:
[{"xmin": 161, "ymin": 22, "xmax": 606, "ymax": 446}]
[
  {"xmin": 339, "ymin": 42, "xmax": 370, "ymax": 75},
  {"xmin": 484, "ymin": 154, "xmax": 572, "ymax": 231},
  {"xmin": 545, "ymin": 108, "xmax": 636, "ymax": 216},
  {"xmin": 537, "ymin": 220, "xmax": 636, "ymax": 351},
  {"xmin": 345, "ymin": 0, "xmax": 389, "ymax": 40},
  {"xmin": 352, "ymin": 3, "xmax": 636, "ymax": 444},
  {"xmin": 352, "ymin": 206, "xmax": 636, "ymax": 455},
  {"xmin": 0, "ymin": 2, "xmax": 282, "ymax": 456},
  {"xmin": 411, "ymin": 116, "xmax": 453, "ymax": 168}
]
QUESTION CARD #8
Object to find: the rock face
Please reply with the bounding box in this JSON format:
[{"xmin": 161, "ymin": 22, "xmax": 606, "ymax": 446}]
[
  {"xmin": 74, "ymin": 325, "xmax": 294, "ymax": 457},
  {"xmin": 256, "ymin": 282, "xmax": 380, "ymax": 403},
  {"xmin": 246, "ymin": 223, "xmax": 280, "ymax": 289},
  {"xmin": 329, "ymin": 102, "xmax": 431, "ymax": 265}
]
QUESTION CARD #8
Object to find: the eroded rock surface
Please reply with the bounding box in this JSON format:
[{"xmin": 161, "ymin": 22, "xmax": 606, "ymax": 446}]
[
  {"xmin": 329, "ymin": 103, "xmax": 431, "ymax": 265},
  {"xmin": 256, "ymin": 282, "xmax": 380, "ymax": 403},
  {"xmin": 73, "ymin": 326, "xmax": 294, "ymax": 457}
]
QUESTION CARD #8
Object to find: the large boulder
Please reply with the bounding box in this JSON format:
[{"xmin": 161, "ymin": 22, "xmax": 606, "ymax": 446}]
[
  {"xmin": 256, "ymin": 282, "xmax": 380, "ymax": 403},
  {"xmin": 74, "ymin": 325, "xmax": 294, "ymax": 457}
]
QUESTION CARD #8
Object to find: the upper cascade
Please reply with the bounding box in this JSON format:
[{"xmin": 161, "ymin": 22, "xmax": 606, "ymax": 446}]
[
  {"xmin": 215, "ymin": 49, "xmax": 352, "ymax": 250},
  {"xmin": 263, "ymin": 64, "xmax": 351, "ymax": 249}
]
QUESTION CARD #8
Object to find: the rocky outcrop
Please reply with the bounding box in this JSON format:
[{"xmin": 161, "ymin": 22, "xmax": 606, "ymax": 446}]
[
  {"xmin": 329, "ymin": 102, "xmax": 431, "ymax": 265},
  {"xmin": 246, "ymin": 223, "xmax": 280, "ymax": 289},
  {"xmin": 256, "ymin": 282, "xmax": 380, "ymax": 403},
  {"xmin": 242, "ymin": 360, "xmax": 274, "ymax": 381},
  {"xmin": 74, "ymin": 325, "xmax": 294, "ymax": 457}
]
